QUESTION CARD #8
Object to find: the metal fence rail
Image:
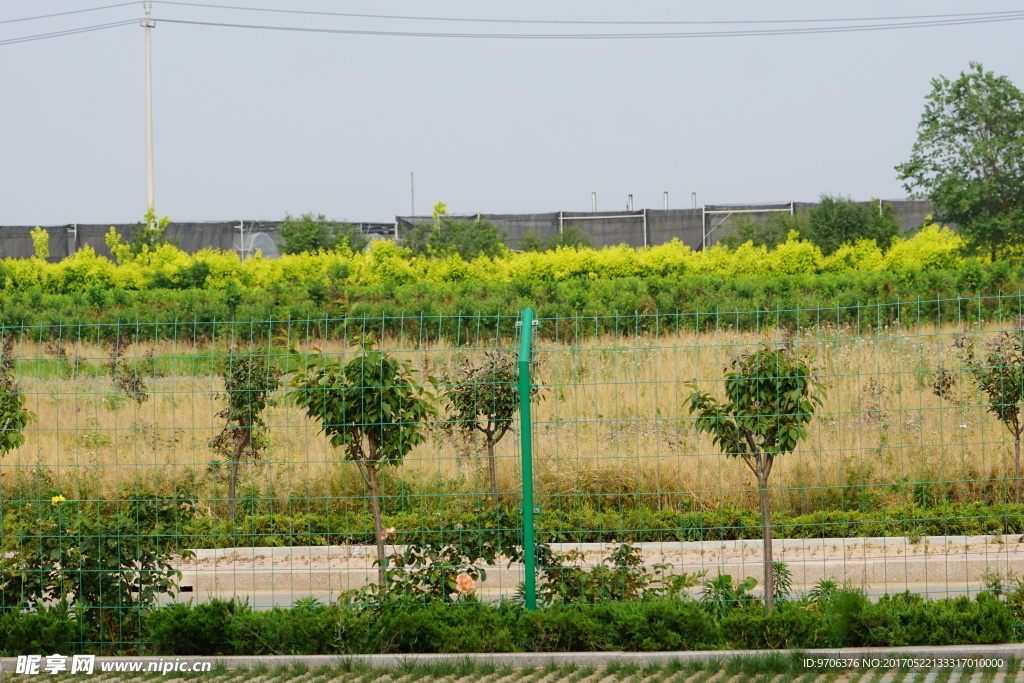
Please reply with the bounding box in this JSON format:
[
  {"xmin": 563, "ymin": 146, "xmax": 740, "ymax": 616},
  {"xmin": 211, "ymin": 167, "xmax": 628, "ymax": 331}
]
[{"xmin": 1, "ymin": 295, "xmax": 1024, "ymax": 648}]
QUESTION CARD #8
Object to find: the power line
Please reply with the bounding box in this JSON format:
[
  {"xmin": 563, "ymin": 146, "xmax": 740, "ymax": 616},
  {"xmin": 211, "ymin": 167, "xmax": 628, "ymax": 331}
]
[
  {"xmin": 2, "ymin": 4, "xmax": 1022, "ymax": 47},
  {"xmin": 0, "ymin": 3, "xmax": 138, "ymax": 26},
  {"xmin": 0, "ymin": 20, "xmax": 136, "ymax": 46},
  {"xmin": 152, "ymin": 13, "xmax": 1024, "ymax": 40},
  {"xmin": 155, "ymin": 3, "xmax": 1024, "ymax": 28}
]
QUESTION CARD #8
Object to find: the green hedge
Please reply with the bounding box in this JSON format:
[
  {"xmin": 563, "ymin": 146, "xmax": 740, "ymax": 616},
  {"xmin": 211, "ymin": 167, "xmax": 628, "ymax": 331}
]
[
  {"xmin": 2, "ymin": 260, "xmax": 1024, "ymax": 341},
  {"xmin": 5, "ymin": 592, "xmax": 1010, "ymax": 655},
  {"xmin": 139, "ymin": 592, "xmax": 1011, "ymax": 654},
  {"xmin": 5, "ymin": 498, "xmax": 1021, "ymax": 552},
  {"xmin": 159, "ymin": 502, "xmax": 1024, "ymax": 549}
]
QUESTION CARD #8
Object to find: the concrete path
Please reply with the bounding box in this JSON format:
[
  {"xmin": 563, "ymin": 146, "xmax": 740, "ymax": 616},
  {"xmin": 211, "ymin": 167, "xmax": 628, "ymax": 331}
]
[{"xmin": 167, "ymin": 535, "xmax": 1024, "ymax": 607}]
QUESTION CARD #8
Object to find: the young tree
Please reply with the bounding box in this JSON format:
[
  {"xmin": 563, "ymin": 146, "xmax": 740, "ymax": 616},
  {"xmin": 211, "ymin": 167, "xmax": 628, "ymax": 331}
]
[
  {"xmin": 129, "ymin": 209, "xmax": 177, "ymax": 255},
  {"xmin": 29, "ymin": 227, "xmax": 49, "ymax": 260},
  {"xmin": 545, "ymin": 225, "xmax": 594, "ymax": 251},
  {"xmin": 289, "ymin": 343, "xmax": 435, "ymax": 585},
  {"xmin": 443, "ymin": 350, "xmax": 532, "ymax": 503},
  {"xmin": 803, "ymin": 195, "xmax": 900, "ymax": 255},
  {"xmin": 956, "ymin": 325, "xmax": 1024, "ymax": 502},
  {"xmin": 214, "ymin": 347, "xmax": 281, "ymax": 518},
  {"xmin": 0, "ymin": 334, "xmax": 35, "ymax": 458},
  {"xmin": 431, "ymin": 217, "xmax": 507, "ymax": 260},
  {"xmin": 718, "ymin": 212, "xmax": 808, "ymax": 250},
  {"xmin": 280, "ymin": 213, "xmax": 367, "ymax": 254},
  {"xmin": 686, "ymin": 343, "xmax": 824, "ymax": 614},
  {"xmin": 896, "ymin": 62, "xmax": 1024, "ymax": 261}
]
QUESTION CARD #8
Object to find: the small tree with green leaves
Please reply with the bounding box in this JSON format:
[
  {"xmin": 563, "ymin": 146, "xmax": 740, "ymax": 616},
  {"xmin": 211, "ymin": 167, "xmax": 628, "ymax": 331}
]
[
  {"xmin": 443, "ymin": 350, "xmax": 530, "ymax": 503},
  {"xmin": 213, "ymin": 347, "xmax": 281, "ymax": 518},
  {"xmin": 804, "ymin": 195, "xmax": 901, "ymax": 255},
  {"xmin": 289, "ymin": 342, "xmax": 435, "ymax": 585},
  {"xmin": 518, "ymin": 226, "xmax": 594, "ymax": 252},
  {"xmin": 280, "ymin": 212, "xmax": 367, "ymax": 254},
  {"xmin": 956, "ymin": 324, "xmax": 1024, "ymax": 502},
  {"xmin": 686, "ymin": 343, "xmax": 824, "ymax": 614},
  {"xmin": 0, "ymin": 334, "xmax": 35, "ymax": 458},
  {"xmin": 29, "ymin": 227, "xmax": 49, "ymax": 260}
]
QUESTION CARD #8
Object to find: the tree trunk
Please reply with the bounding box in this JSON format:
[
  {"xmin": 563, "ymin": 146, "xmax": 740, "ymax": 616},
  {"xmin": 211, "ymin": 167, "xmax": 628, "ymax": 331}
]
[
  {"xmin": 363, "ymin": 463, "xmax": 387, "ymax": 587},
  {"xmin": 486, "ymin": 437, "xmax": 499, "ymax": 504},
  {"xmin": 1015, "ymin": 436, "xmax": 1021, "ymax": 504},
  {"xmin": 227, "ymin": 426, "xmax": 251, "ymax": 519},
  {"xmin": 758, "ymin": 463, "xmax": 774, "ymax": 615}
]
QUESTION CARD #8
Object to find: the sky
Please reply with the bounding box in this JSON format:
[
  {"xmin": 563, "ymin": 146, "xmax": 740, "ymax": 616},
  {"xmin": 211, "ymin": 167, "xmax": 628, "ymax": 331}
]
[{"xmin": 2, "ymin": 1, "xmax": 1024, "ymax": 225}]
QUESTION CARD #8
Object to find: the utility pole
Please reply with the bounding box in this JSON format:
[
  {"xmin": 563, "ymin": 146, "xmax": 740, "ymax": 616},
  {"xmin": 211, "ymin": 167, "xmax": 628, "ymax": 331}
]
[
  {"xmin": 410, "ymin": 172, "xmax": 415, "ymax": 215},
  {"xmin": 142, "ymin": 2, "xmax": 156, "ymax": 222}
]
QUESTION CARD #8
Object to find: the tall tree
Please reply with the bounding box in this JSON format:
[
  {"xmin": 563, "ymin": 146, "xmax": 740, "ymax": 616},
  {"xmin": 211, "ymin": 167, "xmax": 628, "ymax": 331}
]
[{"xmin": 896, "ymin": 62, "xmax": 1024, "ymax": 261}]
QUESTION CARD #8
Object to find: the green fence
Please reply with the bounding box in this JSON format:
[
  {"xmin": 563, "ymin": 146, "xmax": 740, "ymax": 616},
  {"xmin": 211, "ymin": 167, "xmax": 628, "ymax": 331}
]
[{"xmin": 2, "ymin": 295, "xmax": 1024, "ymax": 649}]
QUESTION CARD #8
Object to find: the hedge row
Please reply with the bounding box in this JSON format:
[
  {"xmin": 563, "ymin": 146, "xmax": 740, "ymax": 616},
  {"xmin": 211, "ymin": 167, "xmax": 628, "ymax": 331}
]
[
  {"xmin": 2, "ymin": 261, "xmax": 1024, "ymax": 342},
  {"xmin": 4, "ymin": 592, "xmax": 1012, "ymax": 655}
]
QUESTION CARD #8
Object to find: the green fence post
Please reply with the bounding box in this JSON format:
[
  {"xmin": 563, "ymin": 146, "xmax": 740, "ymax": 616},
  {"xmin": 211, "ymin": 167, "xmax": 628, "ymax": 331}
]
[{"xmin": 518, "ymin": 307, "xmax": 537, "ymax": 610}]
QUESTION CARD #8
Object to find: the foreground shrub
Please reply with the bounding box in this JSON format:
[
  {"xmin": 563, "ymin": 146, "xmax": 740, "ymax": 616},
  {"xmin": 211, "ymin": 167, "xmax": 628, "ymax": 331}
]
[
  {"xmin": 137, "ymin": 592, "xmax": 1014, "ymax": 656},
  {"xmin": 0, "ymin": 603, "xmax": 77, "ymax": 655}
]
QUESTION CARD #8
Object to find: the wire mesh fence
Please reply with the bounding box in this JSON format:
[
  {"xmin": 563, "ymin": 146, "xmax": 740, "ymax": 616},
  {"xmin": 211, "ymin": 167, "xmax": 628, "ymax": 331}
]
[{"xmin": 2, "ymin": 295, "xmax": 1024, "ymax": 648}]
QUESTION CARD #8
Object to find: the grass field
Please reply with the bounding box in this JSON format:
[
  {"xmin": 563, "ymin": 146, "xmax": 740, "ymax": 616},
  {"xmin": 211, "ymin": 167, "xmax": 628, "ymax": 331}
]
[{"xmin": 2, "ymin": 316, "xmax": 1020, "ymax": 522}]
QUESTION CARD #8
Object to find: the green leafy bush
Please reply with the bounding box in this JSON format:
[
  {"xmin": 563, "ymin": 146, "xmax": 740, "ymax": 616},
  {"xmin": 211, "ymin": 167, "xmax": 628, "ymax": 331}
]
[
  {"xmin": 0, "ymin": 603, "xmax": 78, "ymax": 656},
  {"xmin": 0, "ymin": 491, "xmax": 193, "ymax": 647},
  {"xmin": 140, "ymin": 592, "xmax": 1016, "ymax": 655}
]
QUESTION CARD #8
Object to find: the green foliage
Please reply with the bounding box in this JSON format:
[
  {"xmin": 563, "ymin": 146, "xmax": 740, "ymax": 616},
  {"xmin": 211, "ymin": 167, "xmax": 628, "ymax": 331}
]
[
  {"xmin": 519, "ymin": 226, "xmax": 594, "ymax": 252},
  {"xmin": 280, "ymin": 212, "xmax": 367, "ymax": 254},
  {"xmin": 375, "ymin": 506, "xmax": 524, "ymax": 605},
  {"xmin": 29, "ymin": 227, "xmax": 49, "ymax": 260},
  {"xmin": 534, "ymin": 543, "xmax": 703, "ymax": 606},
  {"xmin": 956, "ymin": 323, "xmax": 1024, "ymax": 501},
  {"xmin": 0, "ymin": 493, "xmax": 192, "ymax": 647},
  {"xmin": 804, "ymin": 195, "xmax": 901, "ymax": 255},
  {"xmin": 688, "ymin": 343, "xmax": 825, "ymax": 457},
  {"xmin": 213, "ymin": 347, "xmax": 281, "ymax": 518},
  {"xmin": 443, "ymin": 350, "xmax": 526, "ymax": 501},
  {"xmin": 0, "ymin": 603, "xmax": 77, "ymax": 655},
  {"xmin": 147, "ymin": 598, "xmax": 367, "ymax": 656},
  {"xmin": 137, "ymin": 591, "xmax": 1014, "ymax": 655},
  {"xmin": 700, "ymin": 574, "xmax": 759, "ymax": 621},
  {"xmin": 687, "ymin": 343, "xmax": 825, "ymax": 613},
  {"xmin": 432, "ymin": 218, "xmax": 507, "ymax": 260},
  {"xmin": 772, "ymin": 562, "xmax": 793, "ymax": 600},
  {"xmin": 718, "ymin": 212, "xmax": 807, "ymax": 250},
  {"xmin": 0, "ymin": 335, "xmax": 36, "ymax": 456},
  {"xmin": 129, "ymin": 209, "xmax": 176, "ymax": 255},
  {"xmin": 289, "ymin": 341, "xmax": 435, "ymax": 582},
  {"xmin": 897, "ymin": 62, "xmax": 1024, "ymax": 261}
]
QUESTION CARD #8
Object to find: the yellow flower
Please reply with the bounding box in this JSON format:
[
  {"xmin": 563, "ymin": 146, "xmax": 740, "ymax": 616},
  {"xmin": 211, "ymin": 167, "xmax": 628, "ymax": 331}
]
[{"xmin": 51, "ymin": 495, "xmax": 66, "ymax": 505}]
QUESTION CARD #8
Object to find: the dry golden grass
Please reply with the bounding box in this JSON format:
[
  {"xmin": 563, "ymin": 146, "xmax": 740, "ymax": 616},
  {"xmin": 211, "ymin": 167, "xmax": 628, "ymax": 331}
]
[{"xmin": 1, "ymin": 319, "xmax": 1020, "ymax": 515}]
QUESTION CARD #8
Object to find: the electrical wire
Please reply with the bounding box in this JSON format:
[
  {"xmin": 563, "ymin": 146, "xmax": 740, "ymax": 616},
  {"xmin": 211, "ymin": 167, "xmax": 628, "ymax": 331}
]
[
  {"xmin": 0, "ymin": 3, "xmax": 138, "ymax": 26},
  {"xmin": 2, "ymin": 3, "xmax": 1022, "ymax": 47},
  {"xmin": 152, "ymin": 13, "xmax": 1024, "ymax": 40},
  {"xmin": 0, "ymin": 20, "xmax": 136, "ymax": 46},
  {"xmin": 154, "ymin": 2, "xmax": 1024, "ymax": 28}
]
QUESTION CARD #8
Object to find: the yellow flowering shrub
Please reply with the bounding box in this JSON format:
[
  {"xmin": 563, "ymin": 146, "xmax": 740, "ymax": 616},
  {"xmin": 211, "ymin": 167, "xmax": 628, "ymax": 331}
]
[
  {"xmin": 0, "ymin": 222, "xmax": 985, "ymax": 294},
  {"xmin": 881, "ymin": 224, "xmax": 965, "ymax": 271}
]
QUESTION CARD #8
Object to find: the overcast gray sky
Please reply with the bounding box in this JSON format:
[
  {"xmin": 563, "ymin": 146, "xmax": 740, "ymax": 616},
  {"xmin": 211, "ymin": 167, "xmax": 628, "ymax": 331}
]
[{"xmin": 3, "ymin": 1, "xmax": 1023, "ymax": 225}]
